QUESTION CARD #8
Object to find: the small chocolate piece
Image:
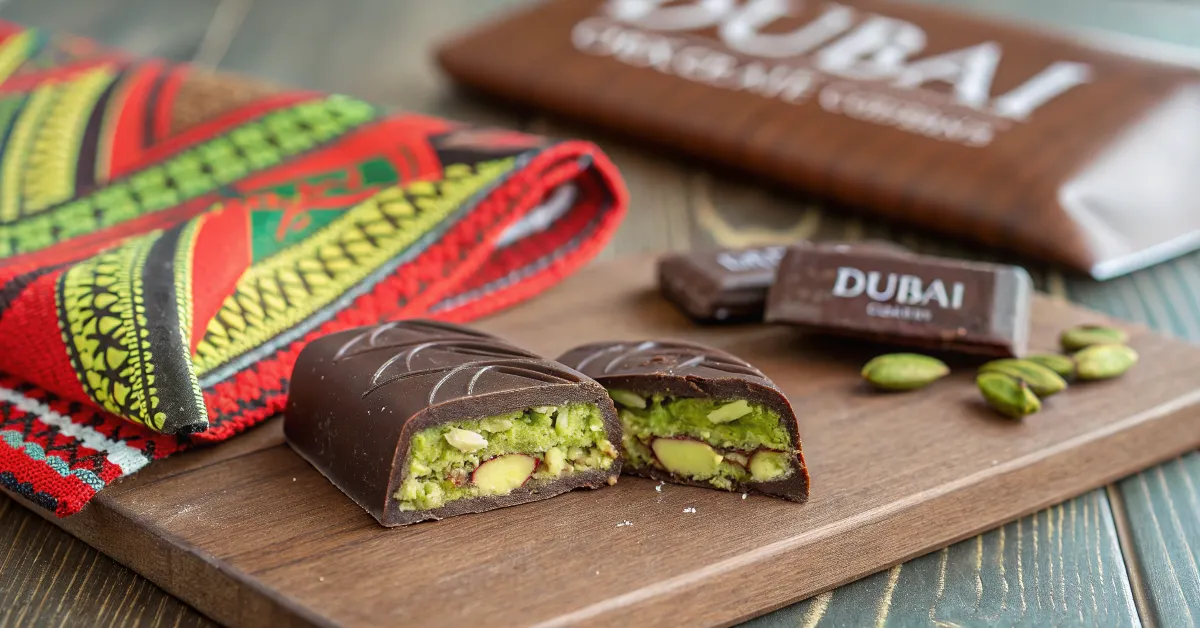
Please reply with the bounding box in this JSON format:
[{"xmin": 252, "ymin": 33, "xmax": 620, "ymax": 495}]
[
  {"xmin": 285, "ymin": 320, "xmax": 622, "ymax": 526},
  {"xmin": 765, "ymin": 246, "xmax": 1031, "ymax": 357},
  {"xmin": 658, "ymin": 245, "xmax": 787, "ymax": 323},
  {"xmin": 658, "ymin": 241, "xmax": 908, "ymax": 323},
  {"xmin": 557, "ymin": 340, "xmax": 809, "ymax": 502}
]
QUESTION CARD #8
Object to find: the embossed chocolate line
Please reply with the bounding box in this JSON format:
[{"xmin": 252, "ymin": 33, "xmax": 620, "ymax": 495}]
[
  {"xmin": 333, "ymin": 320, "xmax": 516, "ymax": 362},
  {"xmin": 572, "ymin": 340, "xmax": 655, "ymax": 372},
  {"xmin": 368, "ymin": 342, "xmax": 544, "ymax": 392},
  {"xmin": 425, "ymin": 359, "xmax": 582, "ymax": 405},
  {"xmin": 400, "ymin": 341, "xmax": 535, "ymax": 370},
  {"xmin": 571, "ymin": 344, "xmax": 624, "ymax": 373},
  {"xmin": 363, "ymin": 358, "xmax": 581, "ymax": 401},
  {"xmin": 596, "ymin": 341, "xmax": 764, "ymax": 378},
  {"xmin": 368, "ymin": 341, "xmax": 539, "ymax": 390}
]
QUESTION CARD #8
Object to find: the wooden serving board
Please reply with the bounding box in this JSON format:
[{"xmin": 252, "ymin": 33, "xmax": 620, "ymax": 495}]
[{"xmin": 16, "ymin": 256, "xmax": 1200, "ymax": 627}]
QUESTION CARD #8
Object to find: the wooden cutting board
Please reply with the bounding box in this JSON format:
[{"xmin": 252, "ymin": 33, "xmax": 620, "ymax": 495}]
[{"xmin": 14, "ymin": 256, "xmax": 1200, "ymax": 627}]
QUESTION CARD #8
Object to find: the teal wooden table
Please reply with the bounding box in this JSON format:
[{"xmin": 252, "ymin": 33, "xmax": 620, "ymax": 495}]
[{"xmin": 1, "ymin": 1, "xmax": 1198, "ymax": 626}]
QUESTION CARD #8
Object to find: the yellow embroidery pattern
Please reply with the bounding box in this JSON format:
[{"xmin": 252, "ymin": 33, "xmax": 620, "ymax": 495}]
[
  {"xmin": 1, "ymin": 95, "xmax": 376, "ymax": 256},
  {"xmin": 58, "ymin": 230, "xmax": 166, "ymax": 430},
  {"xmin": 22, "ymin": 66, "xmax": 116, "ymax": 213},
  {"xmin": 0, "ymin": 85, "xmax": 54, "ymax": 223},
  {"xmin": 193, "ymin": 158, "xmax": 516, "ymax": 376}
]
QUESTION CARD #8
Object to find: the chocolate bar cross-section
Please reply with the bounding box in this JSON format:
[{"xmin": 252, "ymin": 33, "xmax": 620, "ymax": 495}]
[
  {"xmin": 558, "ymin": 340, "xmax": 809, "ymax": 502},
  {"xmin": 285, "ymin": 320, "xmax": 622, "ymax": 526}
]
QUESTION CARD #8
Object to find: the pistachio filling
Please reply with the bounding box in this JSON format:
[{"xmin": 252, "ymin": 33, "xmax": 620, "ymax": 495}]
[
  {"xmin": 611, "ymin": 390, "xmax": 795, "ymax": 490},
  {"xmin": 395, "ymin": 403, "xmax": 616, "ymax": 511}
]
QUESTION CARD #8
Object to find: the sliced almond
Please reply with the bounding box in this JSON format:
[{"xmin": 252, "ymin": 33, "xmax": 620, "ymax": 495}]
[{"xmin": 444, "ymin": 428, "xmax": 487, "ymax": 452}]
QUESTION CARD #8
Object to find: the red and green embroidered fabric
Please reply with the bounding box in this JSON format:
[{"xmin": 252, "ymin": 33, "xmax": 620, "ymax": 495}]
[{"xmin": 0, "ymin": 24, "xmax": 627, "ymax": 517}]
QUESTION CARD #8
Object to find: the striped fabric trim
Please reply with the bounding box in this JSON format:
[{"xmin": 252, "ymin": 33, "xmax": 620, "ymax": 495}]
[
  {"xmin": 0, "ymin": 430, "xmax": 104, "ymax": 490},
  {"xmin": 0, "ymin": 385, "xmax": 150, "ymax": 475}
]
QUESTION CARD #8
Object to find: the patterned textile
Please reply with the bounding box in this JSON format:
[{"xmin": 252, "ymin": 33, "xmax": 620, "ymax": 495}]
[{"xmin": 0, "ymin": 23, "xmax": 627, "ymax": 516}]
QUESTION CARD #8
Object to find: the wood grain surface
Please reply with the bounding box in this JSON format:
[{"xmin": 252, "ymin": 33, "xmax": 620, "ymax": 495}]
[
  {"xmin": 0, "ymin": 498, "xmax": 215, "ymax": 628},
  {"xmin": 744, "ymin": 490, "xmax": 1139, "ymax": 627},
  {"xmin": 6, "ymin": 256, "xmax": 1200, "ymax": 627},
  {"xmin": 1, "ymin": 0, "xmax": 1199, "ymax": 626}
]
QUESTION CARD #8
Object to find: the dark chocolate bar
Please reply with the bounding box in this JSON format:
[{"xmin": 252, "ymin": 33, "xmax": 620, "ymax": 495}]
[
  {"xmin": 765, "ymin": 246, "xmax": 1031, "ymax": 356},
  {"xmin": 557, "ymin": 340, "xmax": 809, "ymax": 502},
  {"xmin": 658, "ymin": 241, "xmax": 909, "ymax": 323},
  {"xmin": 285, "ymin": 320, "xmax": 622, "ymax": 526}
]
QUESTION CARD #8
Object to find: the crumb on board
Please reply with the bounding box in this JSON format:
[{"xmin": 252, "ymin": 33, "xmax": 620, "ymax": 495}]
[
  {"xmin": 683, "ymin": 506, "xmax": 697, "ymax": 514},
  {"xmin": 654, "ymin": 482, "xmax": 664, "ymax": 493},
  {"xmin": 319, "ymin": 577, "xmax": 325, "ymax": 582},
  {"xmin": 741, "ymin": 493, "xmax": 748, "ymax": 500},
  {"xmin": 617, "ymin": 520, "xmax": 633, "ymax": 527}
]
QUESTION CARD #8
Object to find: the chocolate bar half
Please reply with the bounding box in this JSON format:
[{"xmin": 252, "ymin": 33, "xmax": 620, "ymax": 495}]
[
  {"xmin": 285, "ymin": 320, "xmax": 622, "ymax": 526},
  {"xmin": 766, "ymin": 246, "xmax": 1032, "ymax": 357},
  {"xmin": 557, "ymin": 340, "xmax": 809, "ymax": 502},
  {"xmin": 658, "ymin": 242, "xmax": 910, "ymax": 323}
]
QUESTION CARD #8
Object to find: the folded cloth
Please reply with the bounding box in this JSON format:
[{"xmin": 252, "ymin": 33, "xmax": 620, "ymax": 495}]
[{"xmin": 0, "ymin": 23, "xmax": 627, "ymax": 517}]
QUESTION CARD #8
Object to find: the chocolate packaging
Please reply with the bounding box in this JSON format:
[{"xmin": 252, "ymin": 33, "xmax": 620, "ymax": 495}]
[{"xmin": 437, "ymin": 0, "xmax": 1200, "ymax": 279}]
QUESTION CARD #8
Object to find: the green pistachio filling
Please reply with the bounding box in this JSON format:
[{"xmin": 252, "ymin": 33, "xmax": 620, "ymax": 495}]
[
  {"xmin": 611, "ymin": 390, "xmax": 794, "ymax": 490},
  {"xmin": 395, "ymin": 403, "xmax": 616, "ymax": 511}
]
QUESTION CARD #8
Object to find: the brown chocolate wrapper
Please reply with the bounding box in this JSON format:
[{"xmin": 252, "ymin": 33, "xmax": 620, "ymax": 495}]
[{"xmin": 437, "ymin": 0, "xmax": 1200, "ymax": 279}]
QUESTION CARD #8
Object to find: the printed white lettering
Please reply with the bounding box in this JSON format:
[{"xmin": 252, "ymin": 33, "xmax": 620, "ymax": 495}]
[
  {"xmin": 574, "ymin": 18, "xmax": 819, "ymax": 105},
  {"xmin": 675, "ymin": 46, "xmax": 738, "ymax": 83},
  {"xmin": 866, "ymin": 302, "xmax": 934, "ymax": 322},
  {"xmin": 896, "ymin": 274, "xmax": 924, "ymax": 305},
  {"xmin": 720, "ymin": 0, "xmax": 854, "ymax": 58},
  {"xmin": 607, "ymin": 0, "xmax": 732, "ymax": 31},
  {"xmin": 734, "ymin": 62, "xmax": 816, "ymax": 102},
  {"xmin": 819, "ymin": 84, "xmax": 996, "ymax": 147},
  {"xmin": 589, "ymin": 1, "xmax": 1096, "ymax": 142},
  {"xmin": 919, "ymin": 279, "xmax": 951, "ymax": 308},
  {"xmin": 816, "ymin": 16, "xmax": 927, "ymax": 80},
  {"xmin": 832, "ymin": 266, "xmax": 866, "ymax": 297},
  {"xmin": 891, "ymin": 42, "xmax": 1001, "ymax": 109},
  {"xmin": 716, "ymin": 246, "xmax": 787, "ymax": 272},
  {"xmin": 832, "ymin": 265, "xmax": 966, "ymax": 313},
  {"xmin": 865, "ymin": 271, "xmax": 898, "ymax": 301},
  {"xmin": 992, "ymin": 61, "xmax": 1092, "ymax": 120}
]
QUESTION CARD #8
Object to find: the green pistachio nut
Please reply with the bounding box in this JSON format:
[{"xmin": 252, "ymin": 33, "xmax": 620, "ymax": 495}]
[
  {"xmin": 977, "ymin": 372, "xmax": 1041, "ymax": 419},
  {"xmin": 978, "ymin": 359, "xmax": 1067, "ymax": 397},
  {"xmin": 861, "ymin": 353, "xmax": 950, "ymax": 391},
  {"xmin": 1060, "ymin": 324, "xmax": 1128, "ymax": 351},
  {"xmin": 1024, "ymin": 353, "xmax": 1076, "ymax": 379},
  {"xmin": 1074, "ymin": 344, "xmax": 1138, "ymax": 380}
]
